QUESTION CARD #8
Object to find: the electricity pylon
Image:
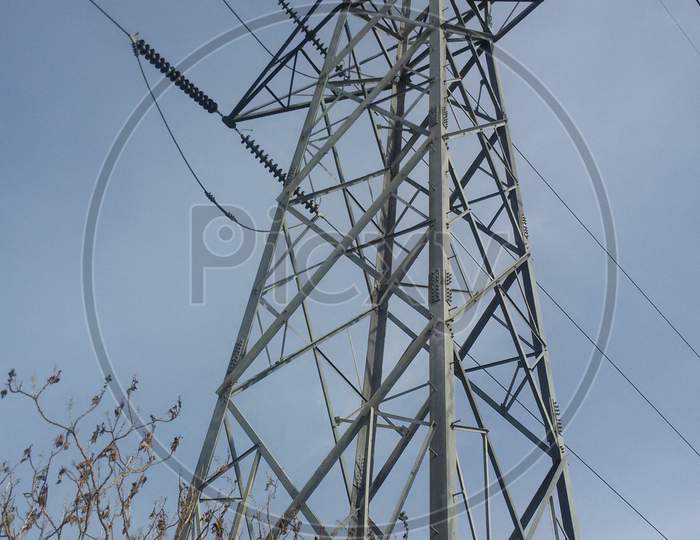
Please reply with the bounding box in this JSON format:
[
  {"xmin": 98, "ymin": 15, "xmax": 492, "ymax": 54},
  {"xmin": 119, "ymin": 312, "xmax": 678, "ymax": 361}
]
[{"xmin": 176, "ymin": 1, "xmax": 579, "ymax": 539}]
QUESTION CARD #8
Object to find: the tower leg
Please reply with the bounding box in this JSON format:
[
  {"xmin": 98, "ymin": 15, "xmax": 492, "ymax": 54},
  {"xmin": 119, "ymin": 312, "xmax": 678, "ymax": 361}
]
[
  {"xmin": 482, "ymin": 32, "xmax": 581, "ymax": 540},
  {"xmin": 428, "ymin": 1, "xmax": 458, "ymax": 538},
  {"xmin": 349, "ymin": 2, "xmax": 412, "ymax": 537}
]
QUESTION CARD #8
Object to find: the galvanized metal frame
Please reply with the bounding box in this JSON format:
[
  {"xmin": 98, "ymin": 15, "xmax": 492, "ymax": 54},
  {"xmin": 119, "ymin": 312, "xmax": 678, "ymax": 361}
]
[{"xmin": 176, "ymin": 2, "xmax": 579, "ymax": 539}]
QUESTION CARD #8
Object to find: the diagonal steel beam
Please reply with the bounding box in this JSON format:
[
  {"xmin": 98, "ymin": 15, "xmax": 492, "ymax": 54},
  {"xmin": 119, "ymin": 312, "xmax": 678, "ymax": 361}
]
[
  {"xmin": 280, "ymin": 30, "xmax": 431, "ymax": 200},
  {"xmin": 218, "ymin": 137, "xmax": 432, "ymax": 393},
  {"xmin": 266, "ymin": 320, "xmax": 434, "ymax": 539},
  {"xmin": 227, "ymin": 403, "xmax": 330, "ymax": 539}
]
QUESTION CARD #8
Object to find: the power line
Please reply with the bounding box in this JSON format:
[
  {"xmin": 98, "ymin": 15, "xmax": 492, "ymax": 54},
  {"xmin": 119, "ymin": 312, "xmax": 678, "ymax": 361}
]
[
  {"xmin": 473, "ymin": 77, "xmax": 695, "ymax": 534},
  {"xmin": 220, "ymin": 0, "xmax": 277, "ymax": 58},
  {"xmin": 86, "ymin": 0, "xmax": 273, "ymax": 234},
  {"xmin": 538, "ymin": 283, "xmax": 700, "ymax": 459},
  {"xmin": 565, "ymin": 445, "xmax": 670, "ymax": 540},
  {"xmin": 456, "ymin": 216, "xmax": 700, "ymax": 458},
  {"xmin": 218, "ymin": 0, "xmax": 318, "ymax": 80},
  {"xmin": 653, "ymin": 0, "xmax": 700, "ymax": 57},
  {"xmin": 86, "ymin": 0, "xmax": 130, "ymax": 37},
  {"xmin": 513, "ymin": 142, "xmax": 700, "ymax": 364},
  {"xmin": 465, "ymin": 89, "xmax": 700, "ymax": 366},
  {"xmin": 133, "ymin": 55, "xmax": 272, "ymax": 234}
]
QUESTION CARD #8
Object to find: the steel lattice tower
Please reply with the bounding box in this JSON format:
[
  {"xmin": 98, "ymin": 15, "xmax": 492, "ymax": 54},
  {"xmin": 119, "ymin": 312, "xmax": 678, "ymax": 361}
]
[{"xmin": 177, "ymin": 1, "xmax": 579, "ymax": 538}]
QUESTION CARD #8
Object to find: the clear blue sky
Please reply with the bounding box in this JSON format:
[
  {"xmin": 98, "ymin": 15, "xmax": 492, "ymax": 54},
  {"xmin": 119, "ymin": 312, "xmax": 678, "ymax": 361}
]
[{"xmin": 1, "ymin": 1, "xmax": 699, "ymax": 538}]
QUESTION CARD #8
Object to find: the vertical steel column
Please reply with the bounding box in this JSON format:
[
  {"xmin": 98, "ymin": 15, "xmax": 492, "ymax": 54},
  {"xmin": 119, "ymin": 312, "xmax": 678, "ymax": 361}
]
[
  {"xmin": 428, "ymin": 1, "xmax": 458, "ymax": 538},
  {"xmin": 349, "ymin": 2, "xmax": 411, "ymax": 536}
]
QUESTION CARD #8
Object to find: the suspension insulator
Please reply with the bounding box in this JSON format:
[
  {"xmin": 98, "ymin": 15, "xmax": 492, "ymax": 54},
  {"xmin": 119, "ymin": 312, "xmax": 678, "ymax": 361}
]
[
  {"xmin": 277, "ymin": 0, "xmax": 330, "ymax": 59},
  {"xmin": 132, "ymin": 36, "xmax": 220, "ymax": 115},
  {"xmin": 238, "ymin": 132, "xmax": 318, "ymax": 215}
]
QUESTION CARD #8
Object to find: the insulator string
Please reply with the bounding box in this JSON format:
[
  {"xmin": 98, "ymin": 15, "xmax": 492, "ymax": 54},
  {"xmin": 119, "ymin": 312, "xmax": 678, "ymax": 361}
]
[
  {"xmin": 132, "ymin": 38, "xmax": 219, "ymax": 115},
  {"xmin": 236, "ymin": 129, "xmax": 320, "ymax": 215},
  {"xmin": 278, "ymin": 0, "xmax": 329, "ymax": 57}
]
